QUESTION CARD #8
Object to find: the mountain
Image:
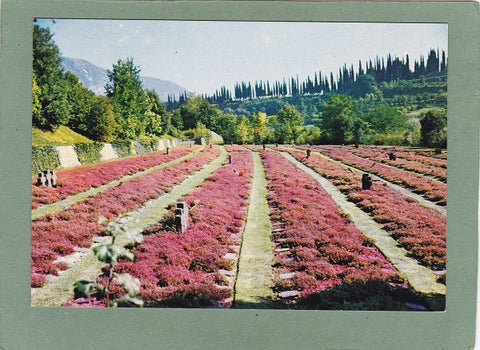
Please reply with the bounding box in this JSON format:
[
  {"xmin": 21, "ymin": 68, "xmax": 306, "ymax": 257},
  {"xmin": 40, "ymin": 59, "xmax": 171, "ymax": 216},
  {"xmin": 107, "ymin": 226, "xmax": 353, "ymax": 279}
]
[{"xmin": 61, "ymin": 57, "xmax": 189, "ymax": 102}]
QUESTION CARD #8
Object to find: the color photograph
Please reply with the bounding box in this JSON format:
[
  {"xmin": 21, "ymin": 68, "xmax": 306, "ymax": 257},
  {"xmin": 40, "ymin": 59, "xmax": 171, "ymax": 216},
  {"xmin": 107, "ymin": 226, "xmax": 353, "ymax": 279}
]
[{"xmin": 31, "ymin": 19, "xmax": 448, "ymax": 310}]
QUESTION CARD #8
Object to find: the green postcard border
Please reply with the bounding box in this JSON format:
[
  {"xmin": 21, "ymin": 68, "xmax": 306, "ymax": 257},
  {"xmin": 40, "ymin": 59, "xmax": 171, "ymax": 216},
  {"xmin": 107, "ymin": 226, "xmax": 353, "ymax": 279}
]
[{"xmin": 1, "ymin": 1, "xmax": 479, "ymax": 349}]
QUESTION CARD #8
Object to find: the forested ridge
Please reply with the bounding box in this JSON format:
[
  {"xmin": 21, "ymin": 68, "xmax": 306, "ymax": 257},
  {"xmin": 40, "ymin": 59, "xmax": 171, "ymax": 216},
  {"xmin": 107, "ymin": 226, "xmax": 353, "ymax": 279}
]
[{"xmin": 32, "ymin": 23, "xmax": 447, "ymax": 148}]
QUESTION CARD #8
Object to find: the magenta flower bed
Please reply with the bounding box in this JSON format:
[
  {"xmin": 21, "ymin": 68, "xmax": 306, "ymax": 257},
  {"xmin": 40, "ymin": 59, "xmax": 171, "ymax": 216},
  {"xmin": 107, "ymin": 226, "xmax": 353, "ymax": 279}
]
[
  {"xmin": 338, "ymin": 145, "xmax": 447, "ymax": 182},
  {"xmin": 314, "ymin": 146, "xmax": 446, "ymax": 205},
  {"xmin": 31, "ymin": 147, "xmax": 220, "ymax": 287},
  {"xmin": 111, "ymin": 149, "xmax": 254, "ymax": 307},
  {"xmin": 32, "ymin": 146, "xmax": 199, "ymax": 209},
  {"xmin": 364, "ymin": 145, "xmax": 447, "ymax": 168},
  {"xmin": 284, "ymin": 148, "xmax": 446, "ymax": 271},
  {"xmin": 261, "ymin": 150, "xmax": 401, "ymax": 298}
]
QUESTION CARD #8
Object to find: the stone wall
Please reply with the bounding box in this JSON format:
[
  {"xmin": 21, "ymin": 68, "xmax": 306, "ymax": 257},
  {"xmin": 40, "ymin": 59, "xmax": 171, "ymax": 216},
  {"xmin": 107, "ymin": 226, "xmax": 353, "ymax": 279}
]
[{"xmin": 33, "ymin": 138, "xmax": 194, "ymax": 171}]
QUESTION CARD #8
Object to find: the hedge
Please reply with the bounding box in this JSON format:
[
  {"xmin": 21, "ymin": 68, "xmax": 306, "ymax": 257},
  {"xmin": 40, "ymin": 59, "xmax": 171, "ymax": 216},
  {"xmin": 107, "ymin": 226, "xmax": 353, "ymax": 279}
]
[
  {"xmin": 111, "ymin": 140, "xmax": 133, "ymax": 158},
  {"xmin": 32, "ymin": 145, "xmax": 61, "ymax": 175},
  {"xmin": 74, "ymin": 142, "xmax": 104, "ymax": 164},
  {"xmin": 134, "ymin": 136, "xmax": 159, "ymax": 154}
]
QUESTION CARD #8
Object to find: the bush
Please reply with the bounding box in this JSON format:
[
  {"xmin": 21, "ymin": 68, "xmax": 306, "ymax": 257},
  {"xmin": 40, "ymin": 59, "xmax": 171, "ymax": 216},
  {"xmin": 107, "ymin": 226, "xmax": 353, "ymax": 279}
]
[
  {"xmin": 74, "ymin": 142, "xmax": 103, "ymax": 164},
  {"xmin": 32, "ymin": 145, "xmax": 60, "ymax": 174},
  {"xmin": 111, "ymin": 140, "xmax": 133, "ymax": 158},
  {"xmin": 134, "ymin": 136, "xmax": 159, "ymax": 154}
]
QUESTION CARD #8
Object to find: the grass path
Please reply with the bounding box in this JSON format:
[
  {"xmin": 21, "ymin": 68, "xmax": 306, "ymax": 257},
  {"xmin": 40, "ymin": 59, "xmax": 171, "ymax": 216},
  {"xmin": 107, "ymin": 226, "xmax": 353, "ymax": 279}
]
[
  {"xmin": 31, "ymin": 147, "xmax": 227, "ymax": 307},
  {"xmin": 282, "ymin": 146, "xmax": 446, "ymax": 216},
  {"xmin": 31, "ymin": 146, "xmax": 205, "ymax": 220},
  {"xmin": 233, "ymin": 151, "xmax": 273, "ymax": 308},
  {"xmin": 279, "ymin": 151, "xmax": 446, "ymax": 297}
]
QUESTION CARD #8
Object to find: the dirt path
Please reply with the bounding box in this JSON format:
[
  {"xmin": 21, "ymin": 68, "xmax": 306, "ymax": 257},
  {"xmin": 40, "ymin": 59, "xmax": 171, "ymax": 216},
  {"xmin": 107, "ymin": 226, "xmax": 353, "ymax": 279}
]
[
  {"xmin": 32, "ymin": 147, "xmax": 204, "ymax": 220},
  {"xmin": 31, "ymin": 147, "xmax": 227, "ymax": 307},
  {"xmin": 233, "ymin": 151, "xmax": 273, "ymax": 308},
  {"xmin": 279, "ymin": 151, "xmax": 446, "ymax": 297}
]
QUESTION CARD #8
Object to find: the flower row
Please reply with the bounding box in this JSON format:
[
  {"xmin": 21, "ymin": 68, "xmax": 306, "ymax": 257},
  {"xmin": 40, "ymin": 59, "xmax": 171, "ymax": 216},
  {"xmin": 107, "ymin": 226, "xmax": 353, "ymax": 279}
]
[
  {"xmin": 31, "ymin": 146, "xmax": 220, "ymax": 287},
  {"xmin": 337, "ymin": 146, "xmax": 447, "ymax": 182},
  {"xmin": 261, "ymin": 150, "xmax": 401, "ymax": 300},
  {"xmin": 111, "ymin": 149, "xmax": 254, "ymax": 307},
  {"xmin": 313, "ymin": 146, "xmax": 447, "ymax": 205},
  {"xmin": 32, "ymin": 146, "xmax": 199, "ymax": 209},
  {"xmin": 284, "ymin": 148, "xmax": 446, "ymax": 271}
]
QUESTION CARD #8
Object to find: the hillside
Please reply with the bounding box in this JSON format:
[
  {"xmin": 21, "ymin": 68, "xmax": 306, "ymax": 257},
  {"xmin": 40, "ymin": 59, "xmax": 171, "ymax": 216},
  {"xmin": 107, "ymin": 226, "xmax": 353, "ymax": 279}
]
[
  {"xmin": 62, "ymin": 57, "xmax": 189, "ymax": 101},
  {"xmin": 32, "ymin": 126, "xmax": 93, "ymax": 146},
  {"xmin": 215, "ymin": 73, "xmax": 447, "ymax": 125}
]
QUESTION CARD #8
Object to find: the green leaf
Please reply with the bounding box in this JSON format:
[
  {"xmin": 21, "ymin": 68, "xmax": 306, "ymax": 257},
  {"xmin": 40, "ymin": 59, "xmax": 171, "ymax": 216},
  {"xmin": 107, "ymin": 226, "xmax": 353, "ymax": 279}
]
[
  {"xmin": 73, "ymin": 280, "xmax": 95, "ymax": 299},
  {"xmin": 125, "ymin": 229, "xmax": 144, "ymax": 244},
  {"xmin": 115, "ymin": 273, "xmax": 141, "ymax": 296},
  {"xmin": 116, "ymin": 295, "xmax": 144, "ymax": 307},
  {"xmin": 93, "ymin": 244, "xmax": 115, "ymax": 264}
]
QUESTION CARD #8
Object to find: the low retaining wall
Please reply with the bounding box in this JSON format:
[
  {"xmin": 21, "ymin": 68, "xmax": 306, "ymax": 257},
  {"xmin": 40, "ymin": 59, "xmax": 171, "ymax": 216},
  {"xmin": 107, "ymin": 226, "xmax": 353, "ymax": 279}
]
[{"xmin": 32, "ymin": 138, "xmax": 195, "ymax": 173}]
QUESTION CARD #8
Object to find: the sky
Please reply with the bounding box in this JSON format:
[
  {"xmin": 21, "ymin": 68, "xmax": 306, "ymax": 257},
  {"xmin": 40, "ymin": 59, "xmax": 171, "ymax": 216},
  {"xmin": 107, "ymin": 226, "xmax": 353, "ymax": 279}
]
[{"xmin": 36, "ymin": 19, "xmax": 448, "ymax": 95}]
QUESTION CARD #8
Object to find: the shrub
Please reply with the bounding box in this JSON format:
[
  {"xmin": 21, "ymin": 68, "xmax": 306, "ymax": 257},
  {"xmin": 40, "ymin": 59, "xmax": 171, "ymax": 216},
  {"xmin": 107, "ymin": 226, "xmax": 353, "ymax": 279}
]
[
  {"xmin": 32, "ymin": 145, "xmax": 60, "ymax": 174},
  {"xmin": 74, "ymin": 142, "xmax": 103, "ymax": 164},
  {"xmin": 111, "ymin": 140, "xmax": 133, "ymax": 157},
  {"xmin": 134, "ymin": 136, "xmax": 159, "ymax": 154}
]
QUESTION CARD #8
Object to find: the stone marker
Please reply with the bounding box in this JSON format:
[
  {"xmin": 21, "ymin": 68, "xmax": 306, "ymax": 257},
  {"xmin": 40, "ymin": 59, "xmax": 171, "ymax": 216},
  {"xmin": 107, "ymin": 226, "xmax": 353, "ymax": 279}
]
[
  {"xmin": 278, "ymin": 290, "xmax": 300, "ymax": 299},
  {"xmin": 45, "ymin": 170, "xmax": 52, "ymax": 187},
  {"xmin": 223, "ymin": 253, "xmax": 237, "ymax": 261},
  {"xmin": 174, "ymin": 201, "xmax": 189, "ymax": 233},
  {"xmin": 362, "ymin": 173, "xmax": 372, "ymax": 190},
  {"xmin": 279, "ymin": 272, "xmax": 295, "ymax": 279},
  {"xmin": 50, "ymin": 170, "xmax": 57, "ymax": 187}
]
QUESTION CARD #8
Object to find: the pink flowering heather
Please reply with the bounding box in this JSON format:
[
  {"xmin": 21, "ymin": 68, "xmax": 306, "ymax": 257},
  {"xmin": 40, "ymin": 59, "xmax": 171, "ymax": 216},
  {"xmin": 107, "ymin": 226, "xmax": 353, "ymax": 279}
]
[
  {"xmin": 32, "ymin": 146, "xmax": 199, "ymax": 209},
  {"xmin": 261, "ymin": 150, "xmax": 401, "ymax": 299},
  {"xmin": 313, "ymin": 145, "xmax": 446, "ymax": 205},
  {"xmin": 112, "ymin": 149, "xmax": 254, "ymax": 307},
  {"xmin": 333, "ymin": 145, "xmax": 447, "ymax": 182},
  {"xmin": 359, "ymin": 145, "xmax": 447, "ymax": 168},
  {"xmin": 284, "ymin": 148, "xmax": 446, "ymax": 271},
  {"xmin": 31, "ymin": 147, "xmax": 220, "ymax": 286}
]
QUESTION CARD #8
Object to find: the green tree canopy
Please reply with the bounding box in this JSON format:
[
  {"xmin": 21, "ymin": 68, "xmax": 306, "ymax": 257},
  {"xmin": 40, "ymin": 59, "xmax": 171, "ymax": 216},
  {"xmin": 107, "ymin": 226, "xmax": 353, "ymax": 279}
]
[
  {"xmin": 321, "ymin": 94, "xmax": 359, "ymax": 144},
  {"xmin": 274, "ymin": 103, "xmax": 303, "ymax": 143},
  {"xmin": 32, "ymin": 24, "xmax": 70, "ymax": 129},
  {"xmin": 215, "ymin": 112, "xmax": 237, "ymax": 144},
  {"xmin": 420, "ymin": 110, "xmax": 447, "ymax": 148},
  {"xmin": 249, "ymin": 111, "xmax": 268, "ymax": 144},
  {"xmin": 235, "ymin": 115, "xmax": 252, "ymax": 144},
  {"xmin": 177, "ymin": 96, "xmax": 220, "ymax": 131},
  {"xmin": 105, "ymin": 58, "xmax": 149, "ymax": 139}
]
